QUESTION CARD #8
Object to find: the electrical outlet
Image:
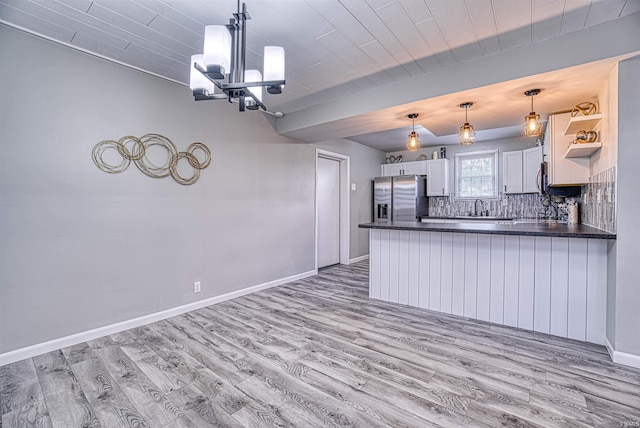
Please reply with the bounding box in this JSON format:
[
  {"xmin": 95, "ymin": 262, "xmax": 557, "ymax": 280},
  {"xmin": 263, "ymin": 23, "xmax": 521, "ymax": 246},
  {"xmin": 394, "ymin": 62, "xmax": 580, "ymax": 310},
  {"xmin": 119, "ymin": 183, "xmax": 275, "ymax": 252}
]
[
  {"xmin": 597, "ymin": 190, "xmax": 601, "ymax": 203},
  {"xmin": 194, "ymin": 281, "xmax": 201, "ymax": 293},
  {"xmin": 502, "ymin": 198, "xmax": 508, "ymax": 206},
  {"xmin": 351, "ymin": 183, "xmax": 356, "ymax": 191},
  {"xmin": 608, "ymin": 189, "xmax": 612, "ymax": 203},
  {"xmin": 438, "ymin": 199, "xmax": 444, "ymax": 207}
]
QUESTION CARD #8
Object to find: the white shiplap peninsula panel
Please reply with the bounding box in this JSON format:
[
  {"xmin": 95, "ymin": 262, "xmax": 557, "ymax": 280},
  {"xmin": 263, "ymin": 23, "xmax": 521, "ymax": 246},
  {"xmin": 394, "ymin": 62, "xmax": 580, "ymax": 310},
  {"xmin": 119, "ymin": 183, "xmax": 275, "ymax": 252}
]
[{"xmin": 369, "ymin": 230, "xmax": 607, "ymax": 344}]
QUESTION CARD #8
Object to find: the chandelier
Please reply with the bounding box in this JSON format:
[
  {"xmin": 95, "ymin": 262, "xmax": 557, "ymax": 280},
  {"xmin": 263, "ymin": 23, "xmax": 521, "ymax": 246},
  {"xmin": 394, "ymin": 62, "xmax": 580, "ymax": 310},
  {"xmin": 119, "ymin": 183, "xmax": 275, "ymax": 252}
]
[{"xmin": 189, "ymin": 2, "xmax": 285, "ymax": 112}]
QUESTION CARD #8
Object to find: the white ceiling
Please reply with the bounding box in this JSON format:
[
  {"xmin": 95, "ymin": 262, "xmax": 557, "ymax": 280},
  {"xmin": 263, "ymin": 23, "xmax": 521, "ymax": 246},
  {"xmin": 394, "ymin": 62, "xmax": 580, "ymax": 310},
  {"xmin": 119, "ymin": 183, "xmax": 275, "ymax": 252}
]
[{"xmin": 1, "ymin": 0, "xmax": 639, "ymax": 151}]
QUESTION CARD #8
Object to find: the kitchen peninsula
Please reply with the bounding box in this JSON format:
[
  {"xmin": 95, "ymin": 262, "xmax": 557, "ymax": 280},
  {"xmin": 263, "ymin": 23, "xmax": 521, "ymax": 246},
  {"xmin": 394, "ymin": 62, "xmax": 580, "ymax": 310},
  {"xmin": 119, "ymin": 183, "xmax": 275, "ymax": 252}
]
[{"xmin": 359, "ymin": 221, "xmax": 615, "ymax": 346}]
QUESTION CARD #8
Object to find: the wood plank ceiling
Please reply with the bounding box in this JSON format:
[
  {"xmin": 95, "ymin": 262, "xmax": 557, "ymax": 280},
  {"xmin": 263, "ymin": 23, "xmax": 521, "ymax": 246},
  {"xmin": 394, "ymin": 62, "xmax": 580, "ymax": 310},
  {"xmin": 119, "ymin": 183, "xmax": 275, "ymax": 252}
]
[{"xmin": 0, "ymin": 0, "xmax": 638, "ymax": 148}]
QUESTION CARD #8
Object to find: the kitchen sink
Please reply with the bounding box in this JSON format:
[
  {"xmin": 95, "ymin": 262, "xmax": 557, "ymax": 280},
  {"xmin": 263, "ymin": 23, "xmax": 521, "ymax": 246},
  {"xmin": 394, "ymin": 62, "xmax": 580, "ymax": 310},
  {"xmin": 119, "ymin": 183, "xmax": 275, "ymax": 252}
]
[{"xmin": 511, "ymin": 219, "xmax": 562, "ymax": 224}]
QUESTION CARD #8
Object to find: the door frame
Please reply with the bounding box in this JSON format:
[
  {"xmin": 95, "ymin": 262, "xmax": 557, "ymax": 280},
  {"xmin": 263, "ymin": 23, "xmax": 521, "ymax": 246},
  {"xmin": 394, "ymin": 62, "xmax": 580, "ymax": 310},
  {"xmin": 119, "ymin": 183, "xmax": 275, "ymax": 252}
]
[{"xmin": 315, "ymin": 149, "xmax": 350, "ymax": 269}]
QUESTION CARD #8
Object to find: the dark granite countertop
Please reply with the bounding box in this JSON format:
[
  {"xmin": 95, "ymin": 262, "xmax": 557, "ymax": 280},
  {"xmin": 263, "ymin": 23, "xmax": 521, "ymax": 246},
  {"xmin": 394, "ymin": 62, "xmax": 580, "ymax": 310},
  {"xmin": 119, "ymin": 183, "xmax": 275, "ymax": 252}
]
[{"xmin": 359, "ymin": 221, "xmax": 616, "ymax": 239}]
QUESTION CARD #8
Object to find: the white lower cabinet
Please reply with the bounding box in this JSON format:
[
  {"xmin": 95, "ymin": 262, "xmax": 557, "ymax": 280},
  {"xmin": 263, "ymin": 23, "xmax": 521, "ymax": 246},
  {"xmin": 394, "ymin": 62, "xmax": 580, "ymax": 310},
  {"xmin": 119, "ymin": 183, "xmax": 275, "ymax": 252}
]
[{"xmin": 369, "ymin": 229, "xmax": 607, "ymax": 344}]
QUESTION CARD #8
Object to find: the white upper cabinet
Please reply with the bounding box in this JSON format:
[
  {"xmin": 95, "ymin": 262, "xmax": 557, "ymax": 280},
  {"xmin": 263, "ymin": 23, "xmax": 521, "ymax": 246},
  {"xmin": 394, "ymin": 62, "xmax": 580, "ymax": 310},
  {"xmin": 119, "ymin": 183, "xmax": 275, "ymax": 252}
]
[
  {"xmin": 426, "ymin": 159, "xmax": 449, "ymax": 196},
  {"xmin": 381, "ymin": 160, "xmax": 427, "ymax": 176},
  {"xmin": 503, "ymin": 146, "xmax": 542, "ymax": 194},
  {"xmin": 402, "ymin": 160, "xmax": 428, "ymax": 176},
  {"xmin": 503, "ymin": 150, "xmax": 523, "ymax": 194},
  {"xmin": 523, "ymin": 146, "xmax": 543, "ymax": 193},
  {"xmin": 544, "ymin": 113, "xmax": 590, "ymax": 186},
  {"xmin": 381, "ymin": 163, "xmax": 403, "ymax": 177}
]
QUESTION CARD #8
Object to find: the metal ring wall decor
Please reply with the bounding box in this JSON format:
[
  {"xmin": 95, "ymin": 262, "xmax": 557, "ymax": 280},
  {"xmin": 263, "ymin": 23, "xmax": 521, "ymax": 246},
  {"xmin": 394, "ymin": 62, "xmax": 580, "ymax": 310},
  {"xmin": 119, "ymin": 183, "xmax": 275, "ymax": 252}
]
[
  {"xmin": 92, "ymin": 134, "xmax": 211, "ymax": 185},
  {"xmin": 571, "ymin": 102, "xmax": 598, "ymax": 117}
]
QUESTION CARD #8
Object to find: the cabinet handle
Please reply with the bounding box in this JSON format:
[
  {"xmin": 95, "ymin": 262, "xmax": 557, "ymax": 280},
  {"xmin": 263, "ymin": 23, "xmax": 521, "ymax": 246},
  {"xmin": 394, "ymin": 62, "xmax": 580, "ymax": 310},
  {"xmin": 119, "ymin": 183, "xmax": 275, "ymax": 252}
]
[
  {"xmin": 504, "ymin": 185, "xmax": 507, "ymax": 192},
  {"xmin": 535, "ymin": 167, "xmax": 542, "ymax": 193},
  {"xmin": 442, "ymin": 188, "xmax": 444, "ymax": 195}
]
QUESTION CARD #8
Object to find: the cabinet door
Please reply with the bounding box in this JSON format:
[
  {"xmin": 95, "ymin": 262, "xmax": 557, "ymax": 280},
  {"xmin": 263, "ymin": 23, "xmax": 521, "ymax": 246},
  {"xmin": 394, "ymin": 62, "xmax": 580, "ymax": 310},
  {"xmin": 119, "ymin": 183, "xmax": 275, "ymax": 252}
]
[
  {"xmin": 426, "ymin": 159, "xmax": 449, "ymax": 196},
  {"xmin": 523, "ymin": 146, "xmax": 542, "ymax": 193},
  {"xmin": 402, "ymin": 160, "xmax": 428, "ymax": 175},
  {"xmin": 548, "ymin": 113, "xmax": 590, "ymax": 185},
  {"xmin": 503, "ymin": 151, "xmax": 523, "ymax": 194},
  {"xmin": 381, "ymin": 163, "xmax": 403, "ymax": 177}
]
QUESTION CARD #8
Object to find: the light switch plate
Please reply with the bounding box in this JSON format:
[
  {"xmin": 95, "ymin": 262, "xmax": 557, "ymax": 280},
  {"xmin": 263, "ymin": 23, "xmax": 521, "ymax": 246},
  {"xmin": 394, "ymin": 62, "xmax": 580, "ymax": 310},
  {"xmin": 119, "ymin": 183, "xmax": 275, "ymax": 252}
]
[{"xmin": 351, "ymin": 183, "xmax": 356, "ymax": 191}]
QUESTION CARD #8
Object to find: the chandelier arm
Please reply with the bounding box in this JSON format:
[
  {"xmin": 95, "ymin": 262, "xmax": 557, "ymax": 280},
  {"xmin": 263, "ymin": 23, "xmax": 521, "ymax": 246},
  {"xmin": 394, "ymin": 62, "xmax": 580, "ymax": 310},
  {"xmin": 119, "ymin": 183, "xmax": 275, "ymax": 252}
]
[
  {"xmin": 245, "ymin": 90, "xmax": 267, "ymax": 111},
  {"xmin": 222, "ymin": 80, "xmax": 286, "ymax": 89},
  {"xmin": 194, "ymin": 62, "xmax": 224, "ymax": 91}
]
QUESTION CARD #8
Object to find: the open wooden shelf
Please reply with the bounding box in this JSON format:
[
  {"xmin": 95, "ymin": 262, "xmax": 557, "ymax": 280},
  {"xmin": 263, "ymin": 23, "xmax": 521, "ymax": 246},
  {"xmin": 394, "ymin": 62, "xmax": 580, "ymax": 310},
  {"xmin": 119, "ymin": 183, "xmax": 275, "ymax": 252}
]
[
  {"xmin": 564, "ymin": 113, "xmax": 603, "ymax": 135},
  {"xmin": 564, "ymin": 142, "xmax": 602, "ymax": 158}
]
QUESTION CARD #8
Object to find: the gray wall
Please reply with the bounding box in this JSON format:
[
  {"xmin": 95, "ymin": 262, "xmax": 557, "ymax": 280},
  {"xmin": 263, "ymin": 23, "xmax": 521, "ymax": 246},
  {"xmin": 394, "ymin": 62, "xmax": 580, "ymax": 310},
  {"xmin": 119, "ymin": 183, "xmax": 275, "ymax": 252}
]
[
  {"xmin": 611, "ymin": 54, "xmax": 640, "ymax": 357},
  {"xmin": 0, "ymin": 26, "xmax": 380, "ymax": 354},
  {"xmin": 315, "ymin": 139, "xmax": 385, "ymax": 260},
  {"xmin": 386, "ymin": 136, "xmax": 538, "ymax": 192}
]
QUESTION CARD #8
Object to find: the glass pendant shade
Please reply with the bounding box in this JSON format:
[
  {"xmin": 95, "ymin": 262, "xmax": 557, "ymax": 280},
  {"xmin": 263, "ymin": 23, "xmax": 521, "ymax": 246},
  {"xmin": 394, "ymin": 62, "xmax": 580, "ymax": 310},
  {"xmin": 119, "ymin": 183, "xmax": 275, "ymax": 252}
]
[
  {"xmin": 244, "ymin": 69, "xmax": 263, "ymax": 109},
  {"xmin": 459, "ymin": 123, "xmax": 476, "ymax": 145},
  {"xmin": 523, "ymin": 89, "xmax": 543, "ymax": 138},
  {"xmin": 190, "ymin": 54, "xmax": 216, "ymax": 93},
  {"xmin": 524, "ymin": 112, "xmax": 543, "ymax": 137},
  {"xmin": 203, "ymin": 25, "xmax": 231, "ymax": 79},
  {"xmin": 407, "ymin": 131, "xmax": 420, "ymax": 152},
  {"xmin": 263, "ymin": 46, "xmax": 285, "ymax": 94},
  {"xmin": 458, "ymin": 102, "xmax": 475, "ymax": 145},
  {"xmin": 406, "ymin": 113, "xmax": 420, "ymax": 152}
]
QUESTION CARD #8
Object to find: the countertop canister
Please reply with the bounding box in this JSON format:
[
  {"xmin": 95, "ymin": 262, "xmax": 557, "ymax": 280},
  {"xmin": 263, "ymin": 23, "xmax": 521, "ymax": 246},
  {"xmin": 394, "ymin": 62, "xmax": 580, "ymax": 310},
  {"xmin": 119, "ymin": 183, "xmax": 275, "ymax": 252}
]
[{"xmin": 568, "ymin": 203, "xmax": 579, "ymax": 224}]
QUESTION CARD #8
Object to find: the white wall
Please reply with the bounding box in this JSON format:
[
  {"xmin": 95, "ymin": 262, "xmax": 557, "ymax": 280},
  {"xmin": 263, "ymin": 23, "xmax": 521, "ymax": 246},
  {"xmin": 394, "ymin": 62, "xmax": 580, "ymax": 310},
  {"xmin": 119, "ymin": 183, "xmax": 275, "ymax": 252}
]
[
  {"xmin": 0, "ymin": 26, "xmax": 381, "ymax": 355},
  {"xmin": 591, "ymin": 63, "xmax": 619, "ymax": 175}
]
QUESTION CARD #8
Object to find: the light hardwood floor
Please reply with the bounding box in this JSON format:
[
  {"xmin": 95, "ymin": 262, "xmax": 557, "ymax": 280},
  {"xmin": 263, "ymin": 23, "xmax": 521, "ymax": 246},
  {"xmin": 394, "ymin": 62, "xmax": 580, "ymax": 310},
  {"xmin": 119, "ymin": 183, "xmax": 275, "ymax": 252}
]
[{"xmin": 2, "ymin": 261, "xmax": 640, "ymax": 427}]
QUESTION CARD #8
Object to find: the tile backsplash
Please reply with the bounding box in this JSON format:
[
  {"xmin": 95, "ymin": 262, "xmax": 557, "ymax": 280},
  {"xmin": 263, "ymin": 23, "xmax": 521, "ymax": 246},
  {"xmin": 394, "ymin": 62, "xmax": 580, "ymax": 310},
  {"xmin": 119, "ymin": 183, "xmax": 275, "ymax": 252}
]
[
  {"xmin": 428, "ymin": 165, "xmax": 616, "ymax": 233},
  {"xmin": 582, "ymin": 166, "xmax": 616, "ymax": 233},
  {"xmin": 428, "ymin": 193, "xmax": 563, "ymax": 219}
]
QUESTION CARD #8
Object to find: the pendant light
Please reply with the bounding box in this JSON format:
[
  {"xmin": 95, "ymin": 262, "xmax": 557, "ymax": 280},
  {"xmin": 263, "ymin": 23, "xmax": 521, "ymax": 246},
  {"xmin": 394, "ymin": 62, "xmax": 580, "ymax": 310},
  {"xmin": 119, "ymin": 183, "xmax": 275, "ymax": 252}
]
[
  {"xmin": 459, "ymin": 102, "xmax": 476, "ymax": 146},
  {"xmin": 523, "ymin": 89, "xmax": 543, "ymax": 137},
  {"xmin": 406, "ymin": 113, "xmax": 420, "ymax": 152}
]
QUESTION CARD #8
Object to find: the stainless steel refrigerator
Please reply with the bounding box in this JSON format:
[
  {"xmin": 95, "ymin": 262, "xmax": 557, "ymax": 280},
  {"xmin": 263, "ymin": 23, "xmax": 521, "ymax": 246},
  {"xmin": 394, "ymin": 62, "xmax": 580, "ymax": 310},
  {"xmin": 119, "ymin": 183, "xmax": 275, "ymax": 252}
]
[{"xmin": 373, "ymin": 175, "xmax": 428, "ymax": 222}]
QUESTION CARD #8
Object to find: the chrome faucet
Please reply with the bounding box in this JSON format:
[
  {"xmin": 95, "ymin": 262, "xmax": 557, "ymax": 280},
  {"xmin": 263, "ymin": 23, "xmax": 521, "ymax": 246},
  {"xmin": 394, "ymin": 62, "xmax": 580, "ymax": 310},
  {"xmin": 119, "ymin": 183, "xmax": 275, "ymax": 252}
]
[{"xmin": 474, "ymin": 199, "xmax": 485, "ymax": 216}]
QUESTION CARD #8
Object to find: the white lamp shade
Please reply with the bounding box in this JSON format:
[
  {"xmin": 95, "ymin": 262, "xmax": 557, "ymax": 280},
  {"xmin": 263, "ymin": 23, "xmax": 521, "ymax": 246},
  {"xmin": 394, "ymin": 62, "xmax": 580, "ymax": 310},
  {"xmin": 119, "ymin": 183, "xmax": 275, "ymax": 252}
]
[
  {"xmin": 189, "ymin": 54, "xmax": 216, "ymax": 92},
  {"xmin": 244, "ymin": 69, "xmax": 263, "ymax": 105},
  {"xmin": 203, "ymin": 25, "xmax": 231, "ymax": 73},
  {"xmin": 263, "ymin": 46, "xmax": 285, "ymax": 82}
]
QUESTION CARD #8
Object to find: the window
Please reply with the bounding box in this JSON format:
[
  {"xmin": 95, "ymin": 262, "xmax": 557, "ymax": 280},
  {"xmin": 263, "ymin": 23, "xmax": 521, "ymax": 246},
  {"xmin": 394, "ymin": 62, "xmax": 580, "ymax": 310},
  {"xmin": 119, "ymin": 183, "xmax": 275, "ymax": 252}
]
[{"xmin": 454, "ymin": 150, "xmax": 499, "ymax": 199}]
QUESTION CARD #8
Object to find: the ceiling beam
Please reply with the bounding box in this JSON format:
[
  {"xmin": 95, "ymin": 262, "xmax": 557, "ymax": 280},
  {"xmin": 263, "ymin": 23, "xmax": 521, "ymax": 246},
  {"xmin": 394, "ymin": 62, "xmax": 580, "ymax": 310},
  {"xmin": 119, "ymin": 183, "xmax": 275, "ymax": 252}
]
[{"xmin": 276, "ymin": 12, "xmax": 640, "ymax": 143}]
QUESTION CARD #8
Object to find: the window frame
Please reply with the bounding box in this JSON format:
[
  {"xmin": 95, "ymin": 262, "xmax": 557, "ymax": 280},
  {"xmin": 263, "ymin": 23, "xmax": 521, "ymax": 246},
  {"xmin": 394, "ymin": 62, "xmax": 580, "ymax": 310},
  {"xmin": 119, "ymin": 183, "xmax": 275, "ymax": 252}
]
[{"xmin": 454, "ymin": 149, "xmax": 499, "ymax": 200}]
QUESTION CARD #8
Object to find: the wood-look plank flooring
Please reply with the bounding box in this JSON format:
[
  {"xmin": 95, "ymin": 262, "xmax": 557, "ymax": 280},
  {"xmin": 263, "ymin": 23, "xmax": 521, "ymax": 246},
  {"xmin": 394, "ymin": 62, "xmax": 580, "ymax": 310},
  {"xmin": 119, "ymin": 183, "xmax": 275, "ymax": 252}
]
[{"xmin": 2, "ymin": 261, "xmax": 640, "ymax": 427}]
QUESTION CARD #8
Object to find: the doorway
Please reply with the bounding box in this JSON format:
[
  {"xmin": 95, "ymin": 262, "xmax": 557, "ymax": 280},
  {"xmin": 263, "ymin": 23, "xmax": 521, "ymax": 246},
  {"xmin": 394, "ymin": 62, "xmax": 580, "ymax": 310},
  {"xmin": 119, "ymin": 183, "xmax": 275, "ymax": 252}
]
[{"xmin": 316, "ymin": 149, "xmax": 350, "ymax": 269}]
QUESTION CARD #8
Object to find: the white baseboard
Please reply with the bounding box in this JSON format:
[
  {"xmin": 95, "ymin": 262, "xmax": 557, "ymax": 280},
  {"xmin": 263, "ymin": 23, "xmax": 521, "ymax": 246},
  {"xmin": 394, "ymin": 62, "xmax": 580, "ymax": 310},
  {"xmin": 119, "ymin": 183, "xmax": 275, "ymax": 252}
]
[
  {"xmin": 349, "ymin": 254, "xmax": 369, "ymax": 264},
  {"xmin": 0, "ymin": 269, "xmax": 317, "ymax": 367},
  {"xmin": 604, "ymin": 336, "xmax": 640, "ymax": 369}
]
